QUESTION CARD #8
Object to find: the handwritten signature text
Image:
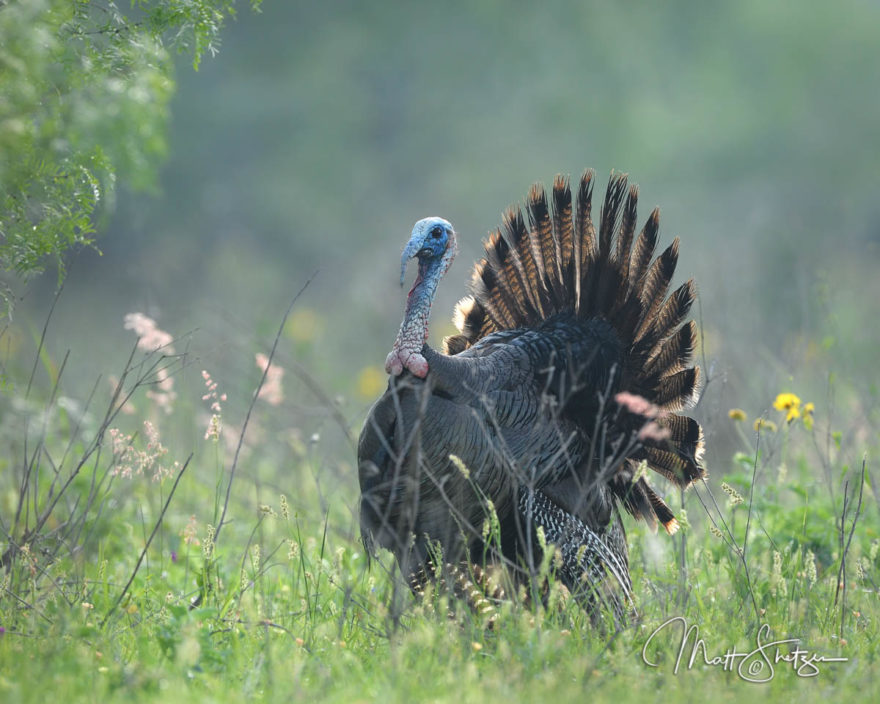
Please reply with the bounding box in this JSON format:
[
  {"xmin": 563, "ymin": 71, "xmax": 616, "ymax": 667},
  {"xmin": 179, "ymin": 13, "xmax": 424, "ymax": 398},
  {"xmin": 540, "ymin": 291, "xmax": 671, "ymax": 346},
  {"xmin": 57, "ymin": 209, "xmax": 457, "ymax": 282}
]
[{"xmin": 641, "ymin": 616, "xmax": 848, "ymax": 682}]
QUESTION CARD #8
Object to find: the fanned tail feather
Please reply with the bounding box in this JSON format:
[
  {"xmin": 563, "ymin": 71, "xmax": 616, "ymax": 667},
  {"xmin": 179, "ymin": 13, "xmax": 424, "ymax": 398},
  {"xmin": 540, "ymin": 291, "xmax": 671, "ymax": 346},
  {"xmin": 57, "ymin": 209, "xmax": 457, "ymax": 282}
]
[{"xmin": 442, "ymin": 170, "xmax": 706, "ymax": 527}]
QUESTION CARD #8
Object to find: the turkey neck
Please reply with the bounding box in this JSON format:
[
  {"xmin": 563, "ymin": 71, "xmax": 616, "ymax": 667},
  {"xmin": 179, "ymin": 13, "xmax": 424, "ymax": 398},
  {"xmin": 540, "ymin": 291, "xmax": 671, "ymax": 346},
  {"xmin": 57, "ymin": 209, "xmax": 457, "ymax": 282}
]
[{"xmin": 394, "ymin": 234, "xmax": 456, "ymax": 357}]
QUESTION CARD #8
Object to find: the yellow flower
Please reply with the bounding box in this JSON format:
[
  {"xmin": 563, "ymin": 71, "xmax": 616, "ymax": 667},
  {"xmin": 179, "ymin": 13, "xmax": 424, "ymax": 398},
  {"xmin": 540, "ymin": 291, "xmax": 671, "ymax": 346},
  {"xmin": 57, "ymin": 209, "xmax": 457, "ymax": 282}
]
[
  {"xmin": 285, "ymin": 308, "xmax": 323, "ymax": 343},
  {"xmin": 754, "ymin": 418, "xmax": 778, "ymax": 433},
  {"xmin": 728, "ymin": 408, "xmax": 747, "ymax": 422},
  {"xmin": 773, "ymin": 392, "xmax": 802, "ymax": 423},
  {"xmin": 773, "ymin": 392, "xmax": 801, "ymax": 412},
  {"xmin": 356, "ymin": 365, "xmax": 386, "ymax": 399},
  {"xmin": 803, "ymin": 402, "xmax": 815, "ymax": 430}
]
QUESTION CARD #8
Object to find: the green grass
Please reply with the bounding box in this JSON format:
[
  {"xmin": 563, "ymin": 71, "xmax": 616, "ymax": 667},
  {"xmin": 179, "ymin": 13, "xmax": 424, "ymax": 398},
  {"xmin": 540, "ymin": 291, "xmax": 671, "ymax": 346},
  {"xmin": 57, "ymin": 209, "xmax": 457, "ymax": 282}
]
[{"xmin": 0, "ymin": 314, "xmax": 877, "ymax": 704}]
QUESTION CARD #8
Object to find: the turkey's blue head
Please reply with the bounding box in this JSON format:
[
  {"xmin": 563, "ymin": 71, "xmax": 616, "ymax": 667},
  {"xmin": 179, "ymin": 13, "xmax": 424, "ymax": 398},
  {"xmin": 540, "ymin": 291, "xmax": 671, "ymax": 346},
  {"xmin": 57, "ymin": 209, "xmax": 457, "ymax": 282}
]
[
  {"xmin": 385, "ymin": 217, "xmax": 457, "ymax": 378},
  {"xmin": 399, "ymin": 217, "xmax": 456, "ymax": 286}
]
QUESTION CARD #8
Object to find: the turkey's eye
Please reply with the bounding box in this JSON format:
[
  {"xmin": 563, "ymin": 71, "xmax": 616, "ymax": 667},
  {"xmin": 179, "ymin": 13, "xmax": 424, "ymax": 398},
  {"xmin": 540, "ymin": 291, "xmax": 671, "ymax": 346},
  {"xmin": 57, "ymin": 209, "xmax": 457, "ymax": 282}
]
[{"xmin": 431, "ymin": 226, "xmax": 443, "ymax": 239}]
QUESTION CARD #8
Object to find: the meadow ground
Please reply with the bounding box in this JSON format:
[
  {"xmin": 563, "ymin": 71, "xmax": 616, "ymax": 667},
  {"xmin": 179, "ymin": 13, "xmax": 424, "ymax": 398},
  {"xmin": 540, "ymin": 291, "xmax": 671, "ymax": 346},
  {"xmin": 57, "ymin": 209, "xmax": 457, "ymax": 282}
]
[{"xmin": 0, "ymin": 304, "xmax": 876, "ymax": 704}]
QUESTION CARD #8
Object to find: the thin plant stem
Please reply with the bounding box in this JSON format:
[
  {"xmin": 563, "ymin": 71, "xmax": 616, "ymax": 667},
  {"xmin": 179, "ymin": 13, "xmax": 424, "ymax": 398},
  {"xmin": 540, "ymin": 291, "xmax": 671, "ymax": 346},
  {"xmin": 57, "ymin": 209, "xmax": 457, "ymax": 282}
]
[{"xmin": 100, "ymin": 454, "xmax": 193, "ymax": 628}]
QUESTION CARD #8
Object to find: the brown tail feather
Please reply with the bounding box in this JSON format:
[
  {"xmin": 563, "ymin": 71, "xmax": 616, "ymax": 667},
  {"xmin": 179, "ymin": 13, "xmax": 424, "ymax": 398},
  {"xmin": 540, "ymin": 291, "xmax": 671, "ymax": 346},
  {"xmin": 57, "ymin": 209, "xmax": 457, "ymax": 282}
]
[
  {"xmin": 639, "ymin": 280, "xmax": 696, "ymax": 358},
  {"xmin": 443, "ymin": 333, "xmax": 469, "ymax": 355},
  {"xmin": 644, "ymin": 320, "xmax": 697, "ymax": 379},
  {"xmin": 475, "ymin": 249, "xmax": 517, "ymax": 330},
  {"xmin": 642, "ymin": 480, "xmax": 679, "ymax": 534},
  {"xmin": 634, "ymin": 239, "xmax": 680, "ymax": 342},
  {"xmin": 552, "ymin": 175, "xmax": 574, "ymax": 280},
  {"xmin": 502, "ymin": 207, "xmax": 546, "ymax": 321},
  {"xmin": 613, "ymin": 470, "xmax": 679, "ymax": 535},
  {"xmin": 616, "ymin": 474, "xmax": 658, "ymax": 530},
  {"xmin": 656, "ymin": 414, "xmax": 705, "ymax": 467},
  {"xmin": 522, "ymin": 191, "xmax": 556, "ymax": 314},
  {"xmin": 658, "ymin": 413, "xmax": 703, "ymax": 447},
  {"xmin": 590, "ymin": 173, "xmax": 629, "ymax": 317},
  {"xmin": 627, "ymin": 208, "xmax": 660, "ymax": 295},
  {"xmin": 444, "ymin": 295, "xmax": 487, "ymax": 354},
  {"xmin": 574, "ymin": 170, "xmax": 596, "ymax": 314},
  {"xmin": 614, "ymin": 185, "xmax": 639, "ymax": 290},
  {"xmin": 527, "ymin": 184, "xmax": 567, "ymax": 307},
  {"xmin": 598, "ymin": 173, "xmax": 627, "ymax": 261},
  {"xmin": 654, "ymin": 367, "xmax": 701, "ymax": 411},
  {"xmin": 576, "ymin": 170, "xmax": 597, "ymax": 262},
  {"xmin": 641, "ymin": 445, "xmax": 704, "ymax": 488}
]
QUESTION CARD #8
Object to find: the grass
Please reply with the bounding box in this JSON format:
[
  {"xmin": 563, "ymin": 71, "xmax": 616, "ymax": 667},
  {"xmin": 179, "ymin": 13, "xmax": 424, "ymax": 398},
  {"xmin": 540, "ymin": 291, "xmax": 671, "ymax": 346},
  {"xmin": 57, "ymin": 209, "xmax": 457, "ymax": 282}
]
[{"xmin": 0, "ymin": 299, "xmax": 877, "ymax": 704}]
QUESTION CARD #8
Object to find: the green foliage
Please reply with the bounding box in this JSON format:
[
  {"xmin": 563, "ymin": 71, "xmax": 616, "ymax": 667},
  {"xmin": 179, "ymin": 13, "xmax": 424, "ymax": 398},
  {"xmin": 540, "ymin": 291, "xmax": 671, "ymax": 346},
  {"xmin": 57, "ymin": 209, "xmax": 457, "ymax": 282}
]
[{"xmin": 0, "ymin": 0, "xmax": 261, "ymax": 293}]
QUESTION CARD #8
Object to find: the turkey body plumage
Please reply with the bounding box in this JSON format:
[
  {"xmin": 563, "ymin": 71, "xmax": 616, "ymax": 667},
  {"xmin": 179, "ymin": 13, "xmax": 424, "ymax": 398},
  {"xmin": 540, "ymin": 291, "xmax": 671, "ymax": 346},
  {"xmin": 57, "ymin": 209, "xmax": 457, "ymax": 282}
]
[{"xmin": 358, "ymin": 171, "xmax": 705, "ymax": 622}]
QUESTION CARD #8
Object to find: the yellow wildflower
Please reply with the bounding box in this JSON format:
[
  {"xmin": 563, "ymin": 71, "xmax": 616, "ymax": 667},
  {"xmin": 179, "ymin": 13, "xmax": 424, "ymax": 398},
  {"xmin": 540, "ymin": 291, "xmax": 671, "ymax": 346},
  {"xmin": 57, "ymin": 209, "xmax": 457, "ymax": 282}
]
[
  {"xmin": 803, "ymin": 401, "xmax": 815, "ymax": 428},
  {"xmin": 773, "ymin": 392, "xmax": 802, "ymax": 423},
  {"xmin": 803, "ymin": 415, "xmax": 813, "ymax": 431},
  {"xmin": 285, "ymin": 308, "xmax": 323, "ymax": 343},
  {"xmin": 356, "ymin": 365, "xmax": 386, "ymax": 399},
  {"xmin": 754, "ymin": 418, "xmax": 778, "ymax": 433},
  {"xmin": 773, "ymin": 392, "xmax": 800, "ymax": 412},
  {"xmin": 728, "ymin": 408, "xmax": 747, "ymax": 422}
]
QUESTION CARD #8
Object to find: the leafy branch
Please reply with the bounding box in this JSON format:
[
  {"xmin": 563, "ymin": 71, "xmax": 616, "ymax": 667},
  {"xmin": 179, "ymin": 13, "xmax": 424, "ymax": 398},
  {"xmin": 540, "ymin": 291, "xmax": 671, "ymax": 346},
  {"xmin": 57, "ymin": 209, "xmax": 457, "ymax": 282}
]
[{"xmin": 0, "ymin": 0, "xmax": 262, "ymax": 299}]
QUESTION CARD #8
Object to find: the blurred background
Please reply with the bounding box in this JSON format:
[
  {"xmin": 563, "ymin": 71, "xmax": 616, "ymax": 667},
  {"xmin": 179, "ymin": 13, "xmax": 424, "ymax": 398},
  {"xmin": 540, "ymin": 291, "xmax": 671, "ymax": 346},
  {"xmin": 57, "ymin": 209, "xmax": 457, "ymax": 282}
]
[{"xmin": 8, "ymin": 0, "xmax": 879, "ymax": 488}]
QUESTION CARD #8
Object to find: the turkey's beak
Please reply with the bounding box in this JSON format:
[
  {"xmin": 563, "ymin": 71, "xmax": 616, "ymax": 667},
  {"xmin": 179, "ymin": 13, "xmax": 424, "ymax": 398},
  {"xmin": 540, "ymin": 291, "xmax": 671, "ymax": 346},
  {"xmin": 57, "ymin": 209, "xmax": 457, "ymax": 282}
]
[{"xmin": 399, "ymin": 237, "xmax": 423, "ymax": 286}]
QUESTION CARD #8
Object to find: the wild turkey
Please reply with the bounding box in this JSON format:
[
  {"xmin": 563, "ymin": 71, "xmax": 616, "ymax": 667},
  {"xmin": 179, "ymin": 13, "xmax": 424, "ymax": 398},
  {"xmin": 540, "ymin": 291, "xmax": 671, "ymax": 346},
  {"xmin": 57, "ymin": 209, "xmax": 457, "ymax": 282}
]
[{"xmin": 358, "ymin": 170, "xmax": 705, "ymax": 622}]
